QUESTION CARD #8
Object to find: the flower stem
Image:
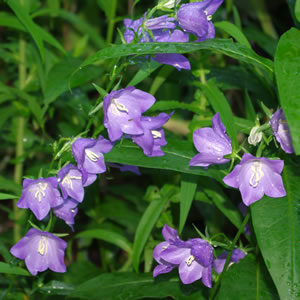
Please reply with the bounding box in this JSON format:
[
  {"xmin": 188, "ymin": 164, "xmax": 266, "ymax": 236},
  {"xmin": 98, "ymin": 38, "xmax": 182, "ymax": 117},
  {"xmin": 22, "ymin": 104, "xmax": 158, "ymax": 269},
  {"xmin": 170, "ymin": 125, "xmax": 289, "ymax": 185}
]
[
  {"xmin": 106, "ymin": 0, "xmax": 117, "ymax": 44},
  {"xmin": 13, "ymin": 26, "xmax": 26, "ymax": 243},
  {"xmin": 209, "ymin": 211, "xmax": 251, "ymax": 300}
]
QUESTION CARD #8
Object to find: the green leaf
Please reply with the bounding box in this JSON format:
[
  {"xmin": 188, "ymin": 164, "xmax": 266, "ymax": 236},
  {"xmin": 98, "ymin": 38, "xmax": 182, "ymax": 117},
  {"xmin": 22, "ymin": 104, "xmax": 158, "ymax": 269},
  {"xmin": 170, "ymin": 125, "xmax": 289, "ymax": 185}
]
[
  {"xmin": 0, "ymin": 12, "xmax": 65, "ymax": 54},
  {"xmin": 0, "ymin": 262, "xmax": 30, "ymax": 276},
  {"xmin": 78, "ymin": 40, "xmax": 274, "ymax": 75},
  {"xmin": 179, "ymin": 175, "xmax": 198, "ymax": 234},
  {"xmin": 0, "ymin": 193, "xmax": 18, "ymax": 200},
  {"xmin": 132, "ymin": 194, "xmax": 169, "ymax": 272},
  {"xmin": 274, "ymin": 28, "xmax": 300, "ymax": 154},
  {"xmin": 0, "ymin": 176, "xmax": 22, "ymax": 196},
  {"xmin": 149, "ymin": 100, "xmax": 202, "ymax": 114},
  {"xmin": 215, "ymin": 21, "xmax": 251, "ymax": 48},
  {"xmin": 43, "ymin": 57, "xmax": 103, "ymax": 112},
  {"xmin": 216, "ymin": 255, "xmax": 279, "ymax": 300},
  {"xmin": 7, "ymin": 0, "xmax": 45, "ymax": 61},
  {"xmin": 71, "ymin": 272, "xmax": 207, "ymax": 300},
  {"xmin": 244, "ymin": 90, "xmax": 256, "ymax": 122},
  {"xmin": 295, "ymin": 0, "xmax": 300, "ymax": 22},
  {"xmin": 76, "ymin": 229, "xmax": 132, "ymax": 254},
  {"xmin": 200, "ymin": 79, "xmax": 238, "ymax": 150},
  {"xmin": 200, "ymin": 180, "xmax": 242, "ymax": 230},
  {"xmin": 127, "ymin": 60, "xmax": 161, "ymax": 87},
  {"xmin": 39, "ymin": 280, "xmax": 74, "ymax": 296},
  {"xmin": 104, "ymin": 139, "xmax": 225, "ymax": 183},
  {"xmin": 251, "ymin": 156, "xmax": 300, "ymax": 300}
]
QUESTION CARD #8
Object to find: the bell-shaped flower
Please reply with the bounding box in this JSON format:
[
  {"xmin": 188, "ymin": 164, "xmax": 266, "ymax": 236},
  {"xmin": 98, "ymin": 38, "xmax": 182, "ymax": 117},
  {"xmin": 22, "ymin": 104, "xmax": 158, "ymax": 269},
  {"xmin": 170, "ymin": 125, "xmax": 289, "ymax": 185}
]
[
  {"xmin": 17, "ymin": 177, "xmax": 63, "ymax": 221},
  {"xmin": 153, "ymin": 225, "xmax": 184, "ymax": 277},
  {"xmin": 10, "ymin": 228, "xmax": 67, "ymax": 276},
  {"xmin": 189, "ymin": 113, "xmax": 232, "ymax": 168},
  {"xmin": 270, "ymin": 108, "xmax": 294, "ymax": 154},
  {"xmin": 160, "ymin": 238, "xmax": 214, "ymax": 287},
  {"xmin": 177, "ymin": 0, "xmax": 223, "ymax": 41},
  {"xmin": 131, "ymin": 112, "xmax": 173, "ymax": 157},
  {"xmin": 72, "ymin": 135, "xmax": 113, "ymax": 182},
  {"xmin": 103, "ymin": 87, "xmax": 156, "ymax": 142},
  {"xmin": 213, "ymin": 249, "xmax": 246, "ymax": 274},
  {"xmin": 53, "ymin": 198, "xmax": 78, "ymax": 231},
  {"xmin": 145, "ymin": 15, "xmax": 176, "ymax": 30},
  {"xmin": 152, "ymin": 30, "xmax": 191, "ymax": 70},
  {"xmin": 223, "ymin": 153, "xmax": 286, "ymax": 206}
]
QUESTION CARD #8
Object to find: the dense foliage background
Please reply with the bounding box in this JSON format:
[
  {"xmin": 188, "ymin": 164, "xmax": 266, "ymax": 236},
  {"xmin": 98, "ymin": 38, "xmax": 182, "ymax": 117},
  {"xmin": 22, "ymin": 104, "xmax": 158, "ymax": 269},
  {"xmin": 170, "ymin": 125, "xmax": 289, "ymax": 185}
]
[{"xmin": 0, "ymin": 0, "xmax": 300, "ymax": 299}]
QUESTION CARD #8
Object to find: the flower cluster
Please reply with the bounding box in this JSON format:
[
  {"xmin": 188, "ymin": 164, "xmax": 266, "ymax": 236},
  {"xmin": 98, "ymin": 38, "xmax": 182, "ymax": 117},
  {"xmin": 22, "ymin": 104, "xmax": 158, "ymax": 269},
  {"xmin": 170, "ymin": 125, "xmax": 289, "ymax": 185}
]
[
  {"xmin": 190, "ymin": 112, "xmax": 288, "ymax": 207},
  {"xmin": 12, "ymin": 134, "xmax": 115, "ymax": 275},
  {"xmin": 123, "ymin": 0, "xmax": 223, "ymax": 70},
  {"xmin": 103, "ymin": 86, "xmax": 172, "ymax": 157},
  {"xmin": 153, "ymin": 225, "xmax": 245, "ymax": 286}
]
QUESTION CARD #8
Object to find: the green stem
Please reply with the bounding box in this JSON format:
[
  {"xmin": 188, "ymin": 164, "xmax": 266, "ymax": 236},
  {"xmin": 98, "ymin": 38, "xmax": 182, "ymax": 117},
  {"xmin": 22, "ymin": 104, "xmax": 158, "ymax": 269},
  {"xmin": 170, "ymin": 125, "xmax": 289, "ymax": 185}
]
[
  {"xmin": 209, "ymin": 212, "xmax": 251, "ymax": 300},
  {"xmin": 106, "ymin": 0, "xmax": 117, "ymax": 44},
  {"xmin": 13, "ymin": 28, "xmax": 26, "ymax": 243}
]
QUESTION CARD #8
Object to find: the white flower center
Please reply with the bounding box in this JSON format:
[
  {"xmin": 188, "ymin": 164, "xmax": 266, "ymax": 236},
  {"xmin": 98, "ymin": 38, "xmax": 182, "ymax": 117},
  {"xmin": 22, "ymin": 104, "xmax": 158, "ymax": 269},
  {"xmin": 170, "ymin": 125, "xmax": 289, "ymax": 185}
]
[
  {"xmin": 203, "ymin": 10, "xmax": 212, "ymax": 21},
  {"xmin": 38, "ymin": 236, "xmax": 48, "ymax": 256},
  {"xmin": 62, "ymin": 174, "xmax": 82, "ymax": 190},
  {"xmin": 249, "ymin": 161, "xmax": 264, "ymax": 188},
  {"xmin": 110, "ymin": 98, "xmax": 129, "ymax": 116},
  {"xmin": 152, "ymin": 130, "xmax": 162, "ymax": 139},
  {"xmin": 185, "ymin": 255, "xmax": 195, "ymax": 266},
  {"xmin": 33, "ymin": 182, "xmax": 48, "ymax": 202},
  {"xmin": 85, "ymin": 149, "xmax": 99, "ymax": 162}
]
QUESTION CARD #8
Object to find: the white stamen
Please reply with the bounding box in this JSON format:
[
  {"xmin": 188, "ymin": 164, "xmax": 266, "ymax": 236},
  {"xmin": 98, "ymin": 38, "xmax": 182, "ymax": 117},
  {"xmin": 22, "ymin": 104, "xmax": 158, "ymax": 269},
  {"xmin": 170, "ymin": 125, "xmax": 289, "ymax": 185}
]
[
  {"xmin": 249, "ymin": 161, "xmax": 264, "ymax": 188},
  {"xmin": 62, "ymin": 175, "xmax": 82, "ymax": 190},
  {"xmin": 110, "ymin": 99, "xmax": 129, "ymax": 116},
  {"xmin": 34, "ymin": 183, "xmax": 48, "ymax": 202},
  {"xmin": 185, "ymin": 255, "xmax": 195, "ymax": 266},
  {"xmin": 85, "ymin": 149, "xmax": 99, "ymax": 162},
  {"xmin": 38, "ymin": 236, "xmax": 48, "ymax": 256},
  {"xmin": 152, "ymin": 130, "xmax": 162, "ymax": 139},
  {"xmin": 71, "ymin": 209, "xmax": 76, "ymax": 213},
  {"xmin": 207, "ymin": 15, "xmax": 212, "ymax": 21}
]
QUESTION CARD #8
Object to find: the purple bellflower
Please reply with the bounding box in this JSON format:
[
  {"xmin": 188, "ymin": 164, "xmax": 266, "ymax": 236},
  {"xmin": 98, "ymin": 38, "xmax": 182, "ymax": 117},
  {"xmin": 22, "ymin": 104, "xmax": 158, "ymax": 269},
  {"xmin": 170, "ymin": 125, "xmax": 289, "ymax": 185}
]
[
  {"xmin": 152, "ymin": 30, "xmax": 191, "ymax": 70},
  {"xmin": 177, "ymin": 0, "xmax": 223, "ymax": 41},
  {"xmin": 189, "ymin": 113, "xmax": 232, "ymax": 168},
  {"xmin": 131, "ymin": 112, "xmax": 173, "ymax": 157},
  {"xmin": 145, "ymin": 15, "xmax": 176, "ymax": 30},
  {"xmin": 153, "ymin": 225, "xmax": 183, "ymax": 277},
  {"xmin": 53, "ymin": 198, "xmax": 78, "ymax": 230},
  {"xmin": 10, "ymin": 228, "xmax": 67, "ymax": 276},
  {"xmin": 103, "ymin": 87, "xmax": 156, "ymax": 142},
  {"xmin": 223, "ymin": 153, "xmax": 286, "ymax": 206},
  {"xmin": 270, "ymin": 108, "xmax": 294, "ymax": 154},
  {"xmin": 17, "ymin": 177, "xmax": 63, "ymax": 221},
  {"xmin": 124, "ymin": 16, "xmax": 191, "ymax": 70},
  {"xmin": 160, "ymin": 238, "xmax": 214, "ymax": 287},
  {"xmin": 213, "ymin": 249, "xmax": 246, "ymax": 274},
  {"xmin": 72, "ymin": 135, "xmax": 113, "ymax": 182}
]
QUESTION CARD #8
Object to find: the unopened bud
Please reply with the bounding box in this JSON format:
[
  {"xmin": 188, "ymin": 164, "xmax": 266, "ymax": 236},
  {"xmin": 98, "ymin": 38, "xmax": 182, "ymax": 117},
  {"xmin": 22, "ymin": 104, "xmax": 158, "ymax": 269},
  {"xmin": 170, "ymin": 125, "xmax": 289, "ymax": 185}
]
[
  {"xmin": 248, "ymin": 126, "xmax": 262, "ymax": 146},
  {"xmin": 158, "ymin": 0, "xmax": 181, "ymax": 9}
]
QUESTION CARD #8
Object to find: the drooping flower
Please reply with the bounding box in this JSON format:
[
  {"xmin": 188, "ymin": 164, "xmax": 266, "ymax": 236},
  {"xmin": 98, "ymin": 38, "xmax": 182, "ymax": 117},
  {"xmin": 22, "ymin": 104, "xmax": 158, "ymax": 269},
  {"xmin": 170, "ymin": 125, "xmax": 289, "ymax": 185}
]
[
  {"xmin": 17, "ymin": 177, "xmax": 63, "ymax": 221},
  {"xmin": 270, "ymin": 108, "xmax": 294, "ymax": 154},
  {"xmin": 152, "ymin": 30, "xmax": 191, "ymax": 70},
  {"xmin": 160, "ymin": 238, "xmax": 214, "ymax": 287},
  {"xmin": 177, "ymin": 0, "xmax": 223, "ymax": 41},
  {"xmin": 103, "ymin": 87, "xmax": 156, "ymax": 142},
  {"xmin": 189, "ymin": 113, "xmax": 232, "ymax": 168},
  {"xmin": 223, "ymin": 153, "xmax": 286, "ymax": 206},
  {"xmin": 53, "ymin": 198, "xmax": 78, "ymax": 230},
  {"xmin": 123, "ymin": 16, "xmax": 191, "ymax": 70},
  {"xmin": 10, "ymin": 228, "xmax": 67, "ymax": 276},
  {"xmin": 72, "ymin": 135, "xmax": 113, "ymax": 182},
  {"xmin": 131, "ymin": 112, "xmax": 173, "ymax": 157},
  {"xmin": 145, "ymin": 15, "xmax": 176, "ymax": 30},
  {"xmin": 213, "ymin": 249, "xmax": 246, "ymax": 274},
  {"xmin": 153, "ymin": 225, "xmax": 183, "ymax": 277}
]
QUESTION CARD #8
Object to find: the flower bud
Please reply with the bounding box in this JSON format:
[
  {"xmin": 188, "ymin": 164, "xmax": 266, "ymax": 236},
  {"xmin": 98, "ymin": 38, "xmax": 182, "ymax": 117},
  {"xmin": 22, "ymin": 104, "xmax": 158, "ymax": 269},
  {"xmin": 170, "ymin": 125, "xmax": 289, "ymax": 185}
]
[{"xmin": 248, "ymin": 126, "xmax": 262, "ymax": 146}]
